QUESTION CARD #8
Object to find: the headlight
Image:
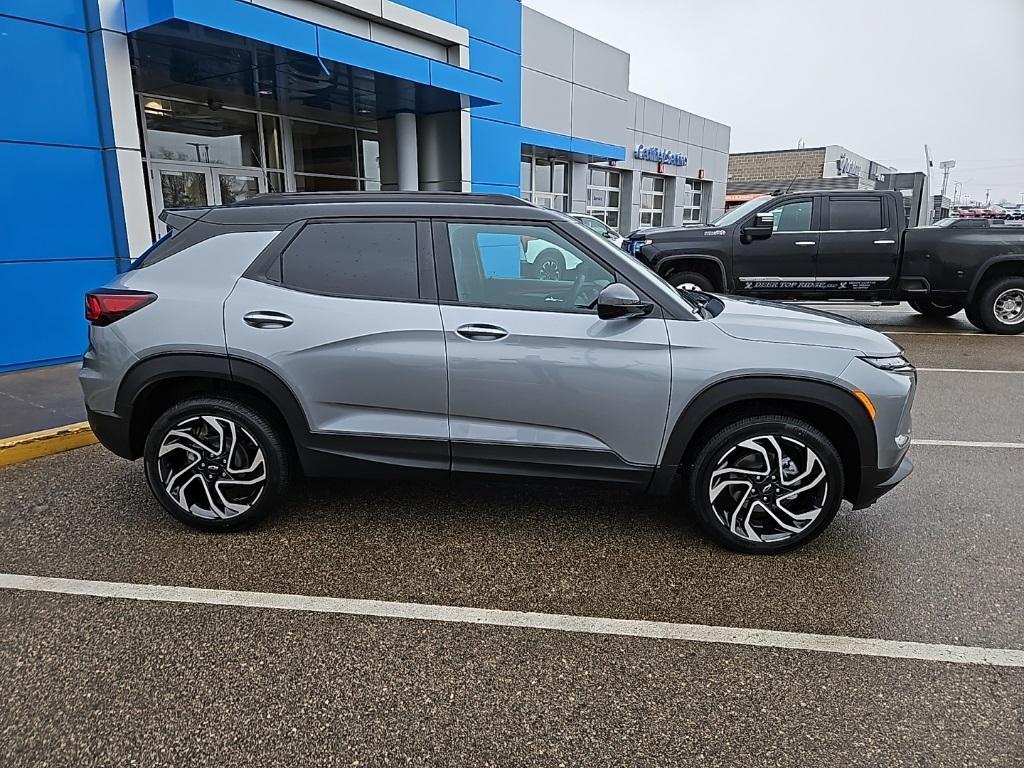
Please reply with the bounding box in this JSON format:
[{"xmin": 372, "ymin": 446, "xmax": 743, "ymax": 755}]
[{"xmin": 861, "ymin": 355, "xmax": 915, "ymax": 373}]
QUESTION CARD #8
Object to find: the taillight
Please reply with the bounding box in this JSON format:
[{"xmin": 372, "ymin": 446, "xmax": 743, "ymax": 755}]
[{"xmin": 84, "ymin": 289, "xmax": 157, "ymax": 326}]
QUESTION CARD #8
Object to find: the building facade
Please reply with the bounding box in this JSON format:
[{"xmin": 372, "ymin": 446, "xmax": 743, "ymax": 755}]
[
  {"xmin": 0, "ymin": 0, "xmax": 729, "ymax": 370},
  {"xmin": 726, "ymin": 145, "xmax": 896, "ymax": 207}
]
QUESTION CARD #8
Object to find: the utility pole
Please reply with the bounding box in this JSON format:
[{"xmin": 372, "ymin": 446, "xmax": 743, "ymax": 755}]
[
  {"xmin": 938, "ymin": 160, "xmax": 955, "ymax": 201},
  {"xmin": 985, "ymin": 188, "xmax": 991, "ymax": 206}
]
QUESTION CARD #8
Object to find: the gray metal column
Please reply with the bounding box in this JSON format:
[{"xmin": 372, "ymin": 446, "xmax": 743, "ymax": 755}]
[{"xmin": 395, "ymin": 111, "xmax": 420, "ymax": 191}]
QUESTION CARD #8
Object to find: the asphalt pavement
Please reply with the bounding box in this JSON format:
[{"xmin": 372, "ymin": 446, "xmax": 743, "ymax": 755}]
[{"xmin": 1, "ymin": 303, "xmax": 1022, "ymax": 766}]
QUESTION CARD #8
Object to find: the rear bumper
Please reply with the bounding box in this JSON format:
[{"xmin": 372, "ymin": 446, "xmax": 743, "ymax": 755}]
[
  {"xmin": 852, "ymin": 455, "xmax": 913, "ymax": 510},
  {"xmin": 86, "ymin": 408, "xmax": 136, "ymax": 460}
]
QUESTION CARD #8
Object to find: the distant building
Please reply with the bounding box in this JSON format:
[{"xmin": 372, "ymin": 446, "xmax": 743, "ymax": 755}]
[{"xmin": 726, "ymin": 145, "xmax": 896, "ymax": 208}]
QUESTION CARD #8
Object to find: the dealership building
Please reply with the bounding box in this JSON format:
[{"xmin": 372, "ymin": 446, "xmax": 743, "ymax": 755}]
[
  {"xmin": 726, "ymin": 145, "xmax": 896, "ymax": 207},
  {"xmin": 1, "ymin": 0, "xmax": 730, "ymax": 371}
]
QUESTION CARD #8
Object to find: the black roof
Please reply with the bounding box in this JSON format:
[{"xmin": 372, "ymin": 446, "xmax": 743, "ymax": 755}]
[{"xmin": 163, "ymin": 191, "xmax": 563, "ymax": 227}]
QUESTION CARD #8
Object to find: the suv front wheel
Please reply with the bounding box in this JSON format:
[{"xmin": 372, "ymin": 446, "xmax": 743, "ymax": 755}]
[
  {"xmin": 686, "ymin": 415, "xmax": 845, "ymax": 554},
  {"xmin": 143, "ymin": 396, "xmax": 291, "ymax": 530}
]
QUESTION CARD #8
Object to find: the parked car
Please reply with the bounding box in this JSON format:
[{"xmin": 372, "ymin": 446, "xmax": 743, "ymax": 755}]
[
  {"xmin": 82, "ymin": 191, "xmax": 914, "ymax": 554},
  {"xmin": 622, "ymin": 189, "xmax": 1024, "ymax": 333},
  {"xmin": 568, "ymin": 213, "xmax": 626, "ymax": 248}
]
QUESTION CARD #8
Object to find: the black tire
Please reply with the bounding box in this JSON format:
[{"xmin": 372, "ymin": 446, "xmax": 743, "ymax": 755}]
[
  {"xmin": 907, "ymin": 297, "xmax": 964, "ymax": 318},
  {"xmin": 532, "ymin": 248, "xmax": 566, "ymax": 281},
  {"xmin": 967, "ymin": 276, "xmax": 1024, "ymax": 334},
  {"xmin": 669, "ymin": 270, "xmax": 715, "ymax": 293},
  {"xmin": 144, "ymin": 396, "xmax": 291, "ymax": 531},
  {"xmin": 685, "ymin": 415, "xmax": 845, "ymax": 554}
]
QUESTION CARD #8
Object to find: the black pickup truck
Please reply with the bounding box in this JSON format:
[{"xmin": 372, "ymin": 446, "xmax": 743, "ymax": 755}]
[{"xmin": 623, "ymin": 189, "xmax": 1024, "ymax": 334}]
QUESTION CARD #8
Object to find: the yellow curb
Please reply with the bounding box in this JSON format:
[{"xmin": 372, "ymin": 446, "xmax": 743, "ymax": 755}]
[{"xmin": 0, "ymin": 422, "xmax": 97, "ymax": 467}]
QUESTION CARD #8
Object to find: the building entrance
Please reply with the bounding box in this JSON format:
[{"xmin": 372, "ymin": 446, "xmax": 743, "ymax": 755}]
[{"xmin": 150, "ymin": 162, "xmax": 267, "ymax": 234}]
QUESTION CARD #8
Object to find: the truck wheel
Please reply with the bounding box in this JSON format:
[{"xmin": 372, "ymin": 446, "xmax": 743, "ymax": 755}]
[
  {"xmin": 969, "ymin": 276, "xmax": 1024, "ymax": 334},
  {"xmin": 907, "ymin": 298, "xmax": 964, "ymax": 318},
  {"xmin": 685, "ymin": 415, "xmax": 844, "ymax": 554},
  {"xmin": 670, "ymin": 271, "xmax": 714, "ymax": 293}
]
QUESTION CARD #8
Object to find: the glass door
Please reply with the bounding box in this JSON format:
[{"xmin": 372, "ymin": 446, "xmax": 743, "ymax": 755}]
[
  {"xmin": 151, "ymin": 163, "xmax": 212, "ymax": 234},
  {"xmin": 149, "ymin": 163, "xmax": 266, "ymax": 235}
]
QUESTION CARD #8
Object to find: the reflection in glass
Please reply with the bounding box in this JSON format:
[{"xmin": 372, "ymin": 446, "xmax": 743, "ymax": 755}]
[
  {"xmin": 262, "ymin": 115, "xmax": 283, "ymax": 169},
  {"xmin": 218, "ymin": 174, "xmax": 261, "ymax": 205},
  {"xmin": 145, "ymin": 98, "xmax": 261, "ymax": 167},
  {"xmin": 267, "ymin": 171, "xmax": 285, "ymax": 193},
  {"xmin": 159, "ymin": 169, "xmax": 208, "ymax": 208},
  {"xmin": 294, "ymin": 175, "xmax": 358, "ymax": 192},
  {"xmin": 359, "ymin": 133, "xmax": 380, "ymax": 184}
]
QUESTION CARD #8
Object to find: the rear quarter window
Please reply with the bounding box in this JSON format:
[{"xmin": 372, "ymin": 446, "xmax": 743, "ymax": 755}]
[{"xmin": 281, "ymin": 221, "xmax": 418, "ymax": 300}]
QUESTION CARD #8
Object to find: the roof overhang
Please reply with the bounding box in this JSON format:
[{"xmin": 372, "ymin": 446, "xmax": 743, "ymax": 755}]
[{"xmin": 124, "ymin": 0, "xmax": 501, "ymax": 107}]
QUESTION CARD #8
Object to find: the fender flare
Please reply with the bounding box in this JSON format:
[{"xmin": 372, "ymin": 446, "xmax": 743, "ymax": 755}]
[
  {"xmin": 654, "ymin": 254, "xmax": 728, "ymax": 290},
  {"xmin": 966, "ymin": 254, "xmax": 1024, "ymax": 302},
  {"xmin": 115, "ymin": 352, "xmax": 311, "ymax": 457},
  {"xmin": 649, "ymin": 375, "xmax": 876, "ymax": 496}
]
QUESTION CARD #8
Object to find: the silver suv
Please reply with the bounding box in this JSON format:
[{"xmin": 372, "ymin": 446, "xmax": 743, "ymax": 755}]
[{"xmin": 80, "ymin": 192, "xmax": 914, "ymax": 553}]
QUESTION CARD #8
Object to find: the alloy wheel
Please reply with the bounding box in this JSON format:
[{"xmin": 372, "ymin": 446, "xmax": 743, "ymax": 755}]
[
  {"xmin": 708, "ymin": 435, "xmax": 828, "ymax": 543},
  {"xmin": 993, "ymin": 288, "xmax": 1024, "ymax": 325},
  {"xmin": 156, "ymin": 415, "xmax": 267, "ymax": 520},
  {"xmin": 537, "ymin": 259, "xmax": 562, "ymax": 280}
]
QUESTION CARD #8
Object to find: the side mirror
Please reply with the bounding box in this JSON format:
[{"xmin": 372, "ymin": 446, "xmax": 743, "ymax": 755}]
[
  {"xmin": 596, "ymin": 283, "xmax": 653, "ymax": 320},
  {"xmin": 743, "ymin": 211, "xmax": 775, "ymax": 240}
]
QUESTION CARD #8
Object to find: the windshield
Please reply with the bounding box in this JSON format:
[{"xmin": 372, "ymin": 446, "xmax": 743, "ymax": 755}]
[{"xmin": 711, "ymin": 196, "xmax": 771, "ymax": 227}]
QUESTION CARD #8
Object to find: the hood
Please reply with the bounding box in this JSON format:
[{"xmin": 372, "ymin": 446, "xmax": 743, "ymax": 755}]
[
  {"xmin": 628, "ymin": 223, "xmax": 713, "ymax": 239},
  {"xmin": 709, "ymin": 295, "xmax": 901, "ymax": 355}
]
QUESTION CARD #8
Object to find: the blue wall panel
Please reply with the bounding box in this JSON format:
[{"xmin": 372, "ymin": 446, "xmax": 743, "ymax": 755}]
[
  {"xmin": 0, "ymin": 0, "xmax": 87, "ymax": 30},
  {"xmin": 456, "ymin": 0, "xmax": 520, "ymax": 52},
  {"xmin": 0, "ymin": 258, "xmax": 117, "ymax": 370},
  {"xmin": 0, "ymin": 15, "xmax": 100, "ymax": 147},
  {"xmin": 391, "ymin": 0, "xmax": 456, "ymax": 24},
  {"xmin": 0, "ymin": 142, "xmax": 115, "ymax": 261},
  {"xmin": 466, "ymin": 39, "xmax": 519, "ymax": 124},
  {"xmin": 470, "ymin": 116, "xmax": 521, "ymax": 188}
]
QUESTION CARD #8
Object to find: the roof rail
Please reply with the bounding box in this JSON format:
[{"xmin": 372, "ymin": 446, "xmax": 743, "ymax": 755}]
[{"xmin": 230, "ymin": 191, "xmax": 536, "ymax": 208}]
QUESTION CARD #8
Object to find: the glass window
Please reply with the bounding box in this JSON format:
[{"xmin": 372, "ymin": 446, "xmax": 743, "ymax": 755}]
[
  {"xmin": 766, "ymin": 200, "xmax": 813, "ymax": 232},
  {"xmin": 294, "ymin": 175, "xmax": 359, "ymax": 192},
  {"xmin": 262, "ymin": 115, "xmax": 283, "ymax": 170},
  {"xmin": 144, "ymin": 98, "xmax": 261, "ymax": 167},
  {"xmin": 520, "ymin": 157, "xmax": 532, "ymax": 194},
  {"xmin": 290, "ymin": 119, "xmax": 357, "ymax": 177},
  {"xmin": 446, "ymin": 223, "xmax": 613, "ymax": 311},
  {"xmin": 359, "ymin": 132, "xmax": 380, "ymax": 185},
  {"xmin": 267, "ymin": 171, "xmax": 285, "ymax": 193},
  {"xmin": 551, "ymin": 162, "xmax": 567, "ymax": 194},
  {"xmin": 282, "ymin": 221, "xmax": 418, "ymax": 300},
  {"xmin": 829, "ymin": 198, "xmax": 883, "ymax": 230}
]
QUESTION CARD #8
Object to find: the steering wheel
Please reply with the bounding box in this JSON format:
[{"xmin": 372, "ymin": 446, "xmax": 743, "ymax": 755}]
[{"xmin": 568, "ymin": 260, "xmax": 589, "ymax": 307}]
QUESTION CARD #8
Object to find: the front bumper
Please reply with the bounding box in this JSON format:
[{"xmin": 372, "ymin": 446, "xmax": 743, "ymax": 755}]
[{"xmin": 852, "ymin": 455, "xmax": 913, "ymax": 510}]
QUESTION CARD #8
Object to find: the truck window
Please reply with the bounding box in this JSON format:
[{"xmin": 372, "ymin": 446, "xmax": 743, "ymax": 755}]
[
  {"xmin": 765, "ymin": 201, "xmax": 812, "ymax": 232},
  {"xmin": 829, "ymin": 198, "xmax": 883, "ymax": 231}
]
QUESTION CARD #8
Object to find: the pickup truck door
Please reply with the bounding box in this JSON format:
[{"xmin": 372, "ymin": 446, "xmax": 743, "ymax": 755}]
[
  {"xmin": 814, "ymin": 195, "xmax": 900, "ymax": 298},
  {"xmin": 730, "ymin": 196, "xmax": 819, "ymax": 295}
]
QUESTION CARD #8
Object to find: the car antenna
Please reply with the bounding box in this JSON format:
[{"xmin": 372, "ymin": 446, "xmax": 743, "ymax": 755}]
[{"xmin": 783, "ymin": 174, "xmax": 799, "ymax": 194}]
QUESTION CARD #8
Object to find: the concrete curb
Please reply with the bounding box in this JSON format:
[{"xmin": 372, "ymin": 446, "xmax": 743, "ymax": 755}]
[{"xmin": 0, "ymin": 422, "xmax": 96, "ymax": 467}]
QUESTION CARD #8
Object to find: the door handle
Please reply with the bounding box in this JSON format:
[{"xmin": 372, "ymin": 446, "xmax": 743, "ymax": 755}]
[
  {"xmin": 455, "ymin": 323, "xmax": 508, "ymax": 341},
  {"xmin": 243, "ymin": 311, "xmax": 293, "ymax": 329},
  {"xmin": 873, "ymin": 239, "xmax": 896, "ymax": 245},
  {"xmin": 794, "ymin": 241, "xmax": 816, "ymax": 247}
]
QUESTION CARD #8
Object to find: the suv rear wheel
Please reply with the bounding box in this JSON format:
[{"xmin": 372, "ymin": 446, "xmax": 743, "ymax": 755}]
[
  {"xmin": 143, "ymin": 396, "xmax": 291, "ymax": 530},
  {"xmin": 686, "ymin": 415, "xmax": 844, "ymax": 554}
]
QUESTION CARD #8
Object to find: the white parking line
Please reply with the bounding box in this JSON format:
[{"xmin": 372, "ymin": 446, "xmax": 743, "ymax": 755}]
[
  {"xmin": 914, "ymin": 439, "xmax": 1024, "ymax": 449},
  {"xmin": 885, "ymin": 331, "xmax": 1018, "ymax": 337},
  {"xmin": 916, "ymin": 368, "xmax": 1024, "ymax": 374},
  {"xmin": 2, "ymin": 573, "xmax": 1022, "ymax": 668}
]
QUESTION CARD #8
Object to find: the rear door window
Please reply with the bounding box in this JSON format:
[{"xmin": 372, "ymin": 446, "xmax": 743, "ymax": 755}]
[
  {"xmin": 281, "ymin": 221, "xmax": 418, "ymax": 300},
  {"xmin": 828, "ymin": 198, "xmax": 884, "ymax": 231}
]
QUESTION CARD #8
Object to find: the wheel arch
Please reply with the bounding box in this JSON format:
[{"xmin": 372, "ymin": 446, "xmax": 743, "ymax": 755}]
[
  {"xmin": 655, "ymin": 254, "xmax": 727, "ymax": 291},
  {"xmin": 967, "ymin": 255, "xmax": 1024, "ymax": 302},
  {"xmin": 650, "ymin": 376, "xmax": 876, "ymax": 500},
  {"xmin": 116, "ymin": 353, "xmax": 309, "ymax": 462}
]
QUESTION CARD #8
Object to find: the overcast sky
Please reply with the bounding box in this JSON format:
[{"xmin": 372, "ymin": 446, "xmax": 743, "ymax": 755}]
[{"xmin": 524, "ymin": 0, "xmax": 1024, "ymax": 206}]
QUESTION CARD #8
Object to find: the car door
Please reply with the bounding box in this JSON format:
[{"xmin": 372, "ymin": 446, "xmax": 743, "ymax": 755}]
[
  {"xmin": 730, "ymin": 196, "xmax": 819, "ymax": 296},
  {"xmin": 815, "ymin": 195, "xmax": 900, "ymax": 298},
  {"xmin": 224, "ymin": 218, "xmax": 450, "ymax": 472},
  {"xmin": 433, "ymin": 219, "xmax": 672, "ymax": 483}
]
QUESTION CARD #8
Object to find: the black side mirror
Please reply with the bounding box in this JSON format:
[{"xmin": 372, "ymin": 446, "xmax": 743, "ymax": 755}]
[
  {"xmin": 596, "ymin": 283, "xmax": 653, "ymax": 320},
  {"xmin": 743, "ymin": 211, "xmax": 775, "ymax": 240}
]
